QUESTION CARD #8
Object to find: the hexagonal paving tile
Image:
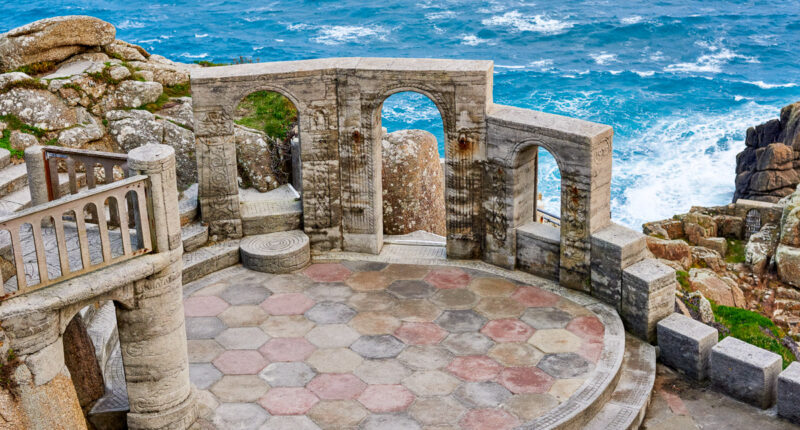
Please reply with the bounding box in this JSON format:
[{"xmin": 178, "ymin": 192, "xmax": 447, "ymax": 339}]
[
  {"xmin": 259, "ymin": 362, "xmax": 316, "ymax": 387},
  {"xmin": 394, "ymin": 322, "xmax": 447, "ymax": 345},
  {"xmin": 446, "ymin": 356, "xmax": 502, "ymax": 381},
  {"xmin": 185, "ymin": 296, "xmax": 230, "ymax": 317},
  {"xmin": 307, "ymin": 348, "xmax": 364, "ymax": 373},
  {"xmin": 505, "ymin": 393, "xmax": 560, "ymax": 421},
  {"xmin": 357, "ymin": 385, "xmax": 415, "ymax": 413},
  {"xmin": 354, "ymin": 359, "xmax": 411, "ymax": 384},
  {"xmin": 488, "ymin": 342, "xmax": 544, "ymax": 367},
  {"xmin": 212, "ymin": 402, "xmax": 270, "ymax": 428},
  {"xmin": 566, "ymin": 315, "xmax": 604, "ymax": 342},
  {"xmin": 549, "ymin": 378, "xmax": 585, "ymax": 401},
  {"xmin": 340, "ymin": 261, "xmax": 388, "ymax": 272},
  {"xmin": 211, "ymin": 375, "xmax": 269, "ymax": 402},
  {"xmin": 360, "ymin": 414, "xmax": 421, "ymax": 430},
  {"xmin": 259, "ymin": 387, "xmax": 320, "ymax": 415},
  {"xmin": 409, "ymin": 395, "xmax": 466, "ymax": 425},
  {"xmin": 212, "ymin": 350, "xmax": 268, "ymax": 375},
  {"xmin": 528, "ymin": 329, "xmax": 583, "ymax": 354},
  {"xmin": 435, "ymin": 310, "xmax": 487, "ymax": 333},
  {"xmin": 218, "ymin": 305, "xmax": 269, "ymax": 327},
  {"xmin": 259, "ymin": 337, "xmax": 316, "ymax": 362},
  {"xmin": 459, "ymin": 408, "xmax": 520, "ymax": 430},
  {"xmin": 187, "ymin": 339, "xmax": 224, "ymax": 363},
  {"xmin": 350, "ymin": 335, "xmax": 406, "ymax": 359},
  {"xmin": 190, "ymin": 363, "xmax": 222, "ymax": 389},
  {"xmin": 424, "ymin": 267, "xmax": 470, "ymax": 289},
  {"xmin": 453, "ymin": 381, "xmax": 512, "ymax": 408},
  {"xmin": 261, "ymin": 416, "xmax": 321, "ymax": 430},
  {"xmin": 430, "ymin": 288, "xmax": 480, "ymax": 310},
  {"xmin": 348, "ymin": 312, "xmax": 402, "ymax": 335},
  {"xmin": 402, "ymin": 370, "xmax": 460, "ymax": 396},
  {"xmin": 185, "ymin": 317, "xmax": 226, "ymax": 340},
  {"xmin": 387, "ymin": 280, "xmax": 436, "ymax": 299},
  {"xmin": 305, "ymin": 324, "xmax": 360, "ymax": 348},
  {"xmin": 520, "ymin": 307, "xmax": 574, "ymax": 329},
  {"xmin": 263, "ymin": 274, "xmax": 313, "ymax": 294},
  {"xmin": 346, "ymin": 271, "xmax": 393, "ymax": 292},
  {"xmin": 467, "ymin": 277, "xmax": 518, "ymax": 297},
  {"xmin": 441, "ymin": 332, "xmax": 494, "ymax": 356},
  {"xmin": 538, "ymin": 353, "xmax": 593, "ymax": 379},
  {"xmin": 475, "ymin": 297, "xmax": 526, "ymax": 319},
  {"xmin": 305, "ymin": 302, "xmax": 357, "ymax": 324},
  {"xmin": 260, "ymin": 315, "xmax": 315, "ymax": 338},
  {"xmin": 219, "ymin": 283, "xmax": 272, "ymax": 306},
  {"xmin": 307, "ymin": 373, "xmax": 367, "ymax": 400},
  {"xmin": 261, "ymin": 293, "xmax": 315, "ymax": 316},
  {"xmin": 578, "ymin": 340, "xmax": 604, "ymax": 363},
  {"xmin": 397, "ymin": 345, "xmax": 453, "ymax": 370},
  {"xmin": 307, "ymin": 400, "xmax": 368, "ymax": 428},
  {"xmin": 381, "ymin": 264, "xmax": 430, "ymax": 280},
  {"xmin": 498, "ymin": 367, "xmax": 555, "ymax": 394},
  {"xmin": 303, "ymin": 263, "xmax": 352, "ymax": 282},
  {"xmin": 304, "ymin": 283, "xmax": 353, "ymax": 302},
  {"xmin": 512, "ymin": 286, "xmax": 561, "ymax": 307},
  {"xmin": 392, "ymin": 299, "xmax": 441, "ymax": 322},
  {"xmin": 215, "ymin": 327, "xmax": 270, "ymax": 350},
  {"xmin": 480, "ymin": 318, "xmax": 535, "ymax": 342},
  {"xmin": 347, "ymin": 292, "xmax": 396, "ymax": 312}
]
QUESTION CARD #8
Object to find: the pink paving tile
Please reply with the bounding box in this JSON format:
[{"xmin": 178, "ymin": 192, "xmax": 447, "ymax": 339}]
[
  {"xmin": 307, "ymin": 373, "xmax": 367, "ymax": 400},
  {"xmin": 261, "ymin": 293, "xmax": 315, "ymax": 315},
  {"xmin": 212, "ymin": 350, "xmax": 268, "ymax": 375},
  {"xmin": 259, "ymin": 337, "xmax": 316, "ymax": 362},
  {"xmin": 258, "ymin": 387, "xmax": 319, "ymax": 415},
  {"xmin": 303, "ymin": 263, "xmax": 352, "ymax": 282},
  {"xmin": 424, "ymin": 268, "xmax": 471, "ymax": 289},
  {"xmin": 460, "ymin": 408, "xmax": 520, "ymax": 430},
  {"xmin": 511, "ymin": 286, "xmax": 560, "ymax": 308},
  {"xmin": 356, "ymin": 385, "xmax": 415, "ymax": 413},
  {"xmin": 446, "ymin": 356, "xmax": 503, "ymax": 381},
  {"xmin": 498, "ymin": 367, "xmax": 555, "ymax": 394},
  {"xmin": 578, "ymin": 340, "xmax": 604, "ymax": 363},
  {"xmin": 567, "ymin": 316, "xmax": 605, "ymax": 342},
  {"xmin": 394, "ymin": 322, "xmax": 447, "ymax": 345},
  {"xmin": 184, "ymin": 296, "xmax": 230, "ymax": 317},
  {"xmin": 480, "ymin": 319, "xmax": 536, "ymax": 342}
]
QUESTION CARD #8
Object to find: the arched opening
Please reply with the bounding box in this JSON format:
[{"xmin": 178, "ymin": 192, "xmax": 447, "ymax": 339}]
[
  {"xmin": 233, "ymin": 90, "xmax": 303, "ymax": 235},
  {"xmin": 378, "ymin": 91, "xmax": 447, "ymax": 245},
  {"xmin": 536, "ymin": 147, "xmax": 562, "ymax": 225}
]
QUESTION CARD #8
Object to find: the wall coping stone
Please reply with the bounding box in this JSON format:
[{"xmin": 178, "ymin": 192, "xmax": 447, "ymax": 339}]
[{"xmin": 517, "ymin": 221, "xmax": 560, "ymax": 245}]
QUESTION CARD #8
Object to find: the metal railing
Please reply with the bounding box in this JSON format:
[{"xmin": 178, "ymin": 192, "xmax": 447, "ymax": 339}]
[
  {"xmin": 43, "ymin": 147, "xmax": 129, "ymax": 200},
  {"xmin": 537, "ymin": 208, "xmax": 561, "ymax": 228},
  {"xmin": 0, "ymin": 176, "xmax": 152, "ymax": 297}
]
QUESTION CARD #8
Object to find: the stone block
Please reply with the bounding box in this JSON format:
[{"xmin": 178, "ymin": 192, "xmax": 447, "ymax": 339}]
[
  {"xmin": 657, "ymin": 313, "xmax": 718, "ymax": 380},
  {"xmin": 240, "ymin": 230, "xmax": 310, "ymax": 274},
  {"xmin": 25, "ymin": 337, "xmax": 64, "ymax": 386},
  {"xmin": 778, "ymin": 362, "xmax": 800, "ymax": 424},
  {"xmin": 710, "ymin": 336, "xmax": 782, "ymax": 409},
  {"xmin": 698, "ymin": 237, "xmax": 727, "ymax": 256},
  {"xmin": 621, "ymin": 259, "xmax": 676, "ymax": 342},
  {"xmin": 591, "ymin": 223, "xmax": 646, "ymax": 310},
  {"xmin": 516, "ymin": 222, "xmax": 560, "ymax": 281}
]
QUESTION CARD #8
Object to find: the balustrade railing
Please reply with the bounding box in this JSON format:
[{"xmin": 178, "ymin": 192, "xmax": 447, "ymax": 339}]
[
  {"xmin": 0, "ymin": 175, "xmax": 152, "ymax": 297},
  {"xmin": 537, "ymin": 208, "xmax": 561, "ymax": 228},
  {"xmin": 43, "ymin": 146, "xmax": 129, "ymax": 200}
]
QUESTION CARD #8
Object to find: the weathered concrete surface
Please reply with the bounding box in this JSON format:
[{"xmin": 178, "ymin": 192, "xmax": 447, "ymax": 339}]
[{"xmin": 621, "ymin": 259, "xmax": 676, "ymax": 342}]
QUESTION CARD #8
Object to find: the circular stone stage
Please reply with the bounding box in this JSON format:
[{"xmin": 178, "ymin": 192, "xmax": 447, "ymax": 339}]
[{"xmin": 183, "ymin": 260, "xmax": 638, "ymax": 430}]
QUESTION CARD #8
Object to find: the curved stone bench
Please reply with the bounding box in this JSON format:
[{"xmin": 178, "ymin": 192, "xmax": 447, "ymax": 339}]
[{"xmin": 240, "ymin": 230, "xmax": 310, "ymax": 274}]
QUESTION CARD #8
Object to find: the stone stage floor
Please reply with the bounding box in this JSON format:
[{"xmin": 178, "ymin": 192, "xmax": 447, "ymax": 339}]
[{"xmin": 184, "ymin": 261, "xmax": 611, "ymax": 430}]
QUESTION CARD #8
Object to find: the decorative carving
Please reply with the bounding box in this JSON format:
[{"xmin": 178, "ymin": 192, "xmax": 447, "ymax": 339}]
[
  {"xmin": 487, "ymin": 166, "xmax": 508, "ymax": 242},
  {"xmin": 194, "ymin": 107, "xmax": 233, "ymax": 137}
]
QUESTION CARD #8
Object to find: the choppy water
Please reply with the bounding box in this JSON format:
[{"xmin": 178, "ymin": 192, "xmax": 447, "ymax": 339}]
[{"xmin": 4, "ymin": 0, "xmax": 800, "ymax": 227}]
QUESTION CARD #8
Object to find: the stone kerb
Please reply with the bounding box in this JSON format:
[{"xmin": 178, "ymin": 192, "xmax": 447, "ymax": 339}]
[
  {"xmin": 710, "ymin": 336, "xmax": 782, "ymax": 409},
  {"xmin": 657, "ymin": 313, "xmax": 718, "ymax": 380},
  {"xmin": 621, "ymin": 258, "xmax": 676, "ymax": 342},
  {"xmin": 778, "ymin": 362, "xmax": 800, "ymax": 424}
]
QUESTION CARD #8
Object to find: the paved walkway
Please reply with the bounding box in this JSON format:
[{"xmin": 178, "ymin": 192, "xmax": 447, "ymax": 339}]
[{"xmin": 184, "ymin": 262, "xmax": 608, "ymax": 430}]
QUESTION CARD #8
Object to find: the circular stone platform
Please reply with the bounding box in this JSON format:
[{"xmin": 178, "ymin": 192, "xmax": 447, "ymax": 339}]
[
  {"xmin": 183, "ymin": 261, "xmax": 623, "ymax": 430},
  {"xmin": 240, "ymin": 230, "xmax": 310, "ymax": 274}
]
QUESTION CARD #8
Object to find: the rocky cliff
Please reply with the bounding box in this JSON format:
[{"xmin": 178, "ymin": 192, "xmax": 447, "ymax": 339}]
[{"xmin": 734, "ymin": 101, "xmax": 800, "ymax": 202}]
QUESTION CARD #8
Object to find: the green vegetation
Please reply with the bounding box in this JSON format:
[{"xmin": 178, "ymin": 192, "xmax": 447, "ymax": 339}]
[
  {"xmin": 234, "ymin": 90, "xmax": 297, "ymax": 141},
  {"xmin": 194, "ymin": 56, "xmax": 261, "ymax": 68},
  {"xmin": 712, "ymin": 304, "xmax": 796, "ymax": 368},
  {"xmin": 0, "ymin": 114, "xmax": 47, "ymax": 158},
  {"xmin": 163, "ymin": 83, "xmax": 191, "ymax": 98},
  {"xmin": 675, "ymin": 270, "xmax": 690, "ymax": 291},
  {"xmin": 194, "ymin": 60, "xmax": 228, "ymax": 67},
  {"xmin": 13, "ymin": 61, "xmax": 56, "ymax": 76},
  {"xmin": 0, "ymin": 78, "xmax": 48, "ymax": 94},
  {"xmin": 725, "ymin": 238, "xmax": 746, "ymax": 263},
  {"xmin": 0, "ymin": 348, "xmax": 21, "ymax": 397}
]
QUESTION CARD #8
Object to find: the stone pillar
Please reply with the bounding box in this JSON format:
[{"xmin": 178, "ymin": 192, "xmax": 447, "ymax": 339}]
[
  {"xmin": 118, "ymin": 144, "xmax": 195, "ymax": 430},
  {"xmin": 24, "ymin": 145, "xmax": 49, "ymax": 207}
]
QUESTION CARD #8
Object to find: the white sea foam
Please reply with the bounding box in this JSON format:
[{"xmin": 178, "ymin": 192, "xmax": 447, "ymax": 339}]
[
  {"xmin": 117, "ymin": 20, "xmax": 145, "ymax": 29},
  {"xmin": 195, "ymin": 33, "xmax": 208, "ymax": 38},
  {"xmin": 313, "ymin": 25, "xmax": 389, "ymax": 45},
  {"xmin": 426, "ymin": 11, "xmax": 456, "ymax": 20},
  {"xmin": 611, "ymin": 102, "xmax": 778, "ymax": 227},
  {"xmin": 461, "ymin": 35, "xmax": 490, "ymax": 46},
  {"xmin": 590, "ymin": 52, "xmax": 618, "ymax": 65},
  {"xmin": 286, "ymin": 23, "xmax": 310, "ymax": 31},
  {"xmin": 482, "ymin": 11, "xmax": 573, "ymax": 35},
  {"xmin": 180, "ymin": 53, "xmax": 208, "ymax": 59},
  {"xmin": 742, "ymin": 81, "xmax": 798, "ymax": 89},
  {"xmin": 621, "ymin": 16, "xmax": 643, "ymax": 25},
  {"xmin": 665, "ymin": 42, "xmax": 756, "ymax": 74},
  {"xmin": 633, "ymin": 70, "xmax": 655, "ymax": 77}
]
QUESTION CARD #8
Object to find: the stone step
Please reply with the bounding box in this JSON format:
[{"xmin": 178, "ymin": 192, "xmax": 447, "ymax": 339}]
[
  {"xmin": 181, "ymin": 239, "xmax": 240, "ymax": 285},
  {"xmin": 0, "ymin": 162, "xmax": 28, "ymax": 199},
  {"xmin": 584, "ymin": 334, "xmax": 657, "ymax": 430},
  {"xmin": 240, "ymin": 184, "xmax": 303, "ymax": 235},
  {"xmin": 0, "ymin": 172, "xmax": 88, "ymax": 217},
  {"xmin": 0, "ymin": 149, "xmax": 11, "ymax": 170},
  {"xmin": 181, "ymin": 221, "xmax": 208, "ymax": 253},
  {"xmin": 179, "ymin": 183, "xmax": 198, "ymax": 226},
  {"xmin": 240, "ymin": 230, "xmax": 310, "ymax": 273}
]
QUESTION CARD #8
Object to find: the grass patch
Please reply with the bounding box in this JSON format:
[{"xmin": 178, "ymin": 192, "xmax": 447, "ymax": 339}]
[
  {"xmin": 139, "ymin": 93, "xmax": 171, "ymax": 113},
  {"xmin": 194, "ymin": 60, "xmax": 228, "ymax": 67},
  {"xmin": 0, "ymin": 78, "xmax": 48, "ymax": 93},
  {"xmin": 725, "ymin": 238, "xmax": 746, "ymax": 263},
  {"xmin": 712, "ymin": 304, "xmax": 796, "ymax": 368},
  {"xmin": 0, "ymin": 114, "xmax": 46, "ymax": 138},
  {"xmin": 234, "ymin": 90, "xmax": 297, "ymax": 141},
  {"xmin": 676, "ymin": 270, "xmax": 690, "ymax": 291},
  {"xmin": 163, "ymin": 83, "xmax": 191, "ymax": 98},
  {"xmin": 13, "ymin": 61, "xmax": 56, "ymax": 76}
]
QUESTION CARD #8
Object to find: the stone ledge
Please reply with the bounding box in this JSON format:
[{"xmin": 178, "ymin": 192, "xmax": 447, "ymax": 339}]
[
  {"xmin": 710, "ymin": 336, "xmax": 782, "ymax": 409},
  {"xmin": 657, "ymin": 313, "xmax": 718, "ymax": 381}
]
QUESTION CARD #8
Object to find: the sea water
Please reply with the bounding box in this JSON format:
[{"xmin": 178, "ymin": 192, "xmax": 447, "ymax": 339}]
[{"xmin": 3, "ymin": 0, "xmax": 800, "ymax": 228}]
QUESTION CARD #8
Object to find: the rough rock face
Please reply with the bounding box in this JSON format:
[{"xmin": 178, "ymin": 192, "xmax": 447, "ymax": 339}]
[
  {"xmin": 382, "ymin": 129, "xmax": 445, "ymax": 236},
  {"xmin": 234, "ymin": 125, "xmax": 281, "ymax": 192},
  {"xmin": 746, "ymin": 223, "xmax": 779, "ymax": 275},
  {"xmin": 62, "ymin": 315, "xmax": 104, "ymax": 408},
  {"xmin": 735, "ymin": 101, "xmax": 800, "ymax": 202},
  {"xmin": 646, "ymin": 236, "xmax": 692, "ymax": 269},
  {"xmin": 0, "ymin": 88, "xmax": 78, "ymax": 130},
  {"xmin": 0, "ymin": 16, "xmax": 116, "ymax": 72}
]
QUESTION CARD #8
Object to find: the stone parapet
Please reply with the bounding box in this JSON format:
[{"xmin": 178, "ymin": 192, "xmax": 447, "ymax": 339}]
[
  {"xmin": 710, "ymin": 336, "xmax": 782, "ymax": 409},
  {"xmin": 657, "ymin": 313, "xmax": 718, "ymax": 380}
]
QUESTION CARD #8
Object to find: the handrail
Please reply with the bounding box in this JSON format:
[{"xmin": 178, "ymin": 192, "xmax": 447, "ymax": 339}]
[
  {"xmin": 537, "ymin": 208, "xmax": 561, "ymax": 227},
  {"xmin": 0, "ymin": 175, "xmax": 153, "ymax": 297},
  {"xmin": 43, "ymin": 147, "xmax": 129, "ymax": 201}
]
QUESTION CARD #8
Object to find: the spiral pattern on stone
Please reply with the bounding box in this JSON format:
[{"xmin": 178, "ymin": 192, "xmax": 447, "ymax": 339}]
[{"xmin": 241, "ymin": 230, "xmax": 308, "ymax": 256}]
